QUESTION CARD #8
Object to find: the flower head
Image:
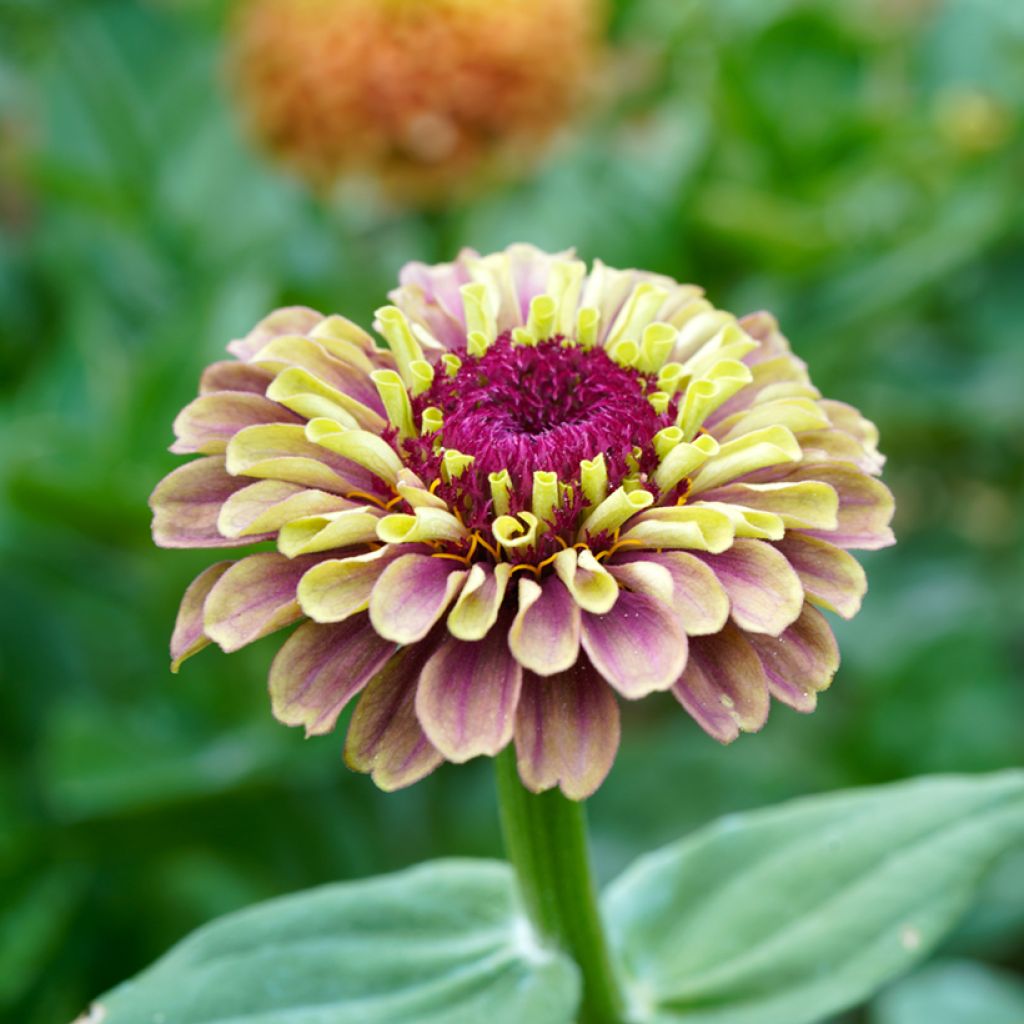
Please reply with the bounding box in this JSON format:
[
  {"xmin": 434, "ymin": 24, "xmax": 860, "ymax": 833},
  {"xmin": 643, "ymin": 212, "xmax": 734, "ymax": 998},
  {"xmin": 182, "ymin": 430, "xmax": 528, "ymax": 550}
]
[
  {"xmin": 152, "ymin": 244, "xmax": 894, "ymax": 799},
  {"xmin": 229, "ymin": 0, "xmax": 600, "ymax": 202}
]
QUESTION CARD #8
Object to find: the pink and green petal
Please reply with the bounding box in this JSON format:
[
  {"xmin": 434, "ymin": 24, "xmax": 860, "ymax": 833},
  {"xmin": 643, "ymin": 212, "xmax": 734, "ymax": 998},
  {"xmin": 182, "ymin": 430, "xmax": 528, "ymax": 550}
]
[
  {"xmin": 297, "ymin": 548, "xmax": 400, "ymax": 624},
  {"xmin": 415, "ymin": 616, "xmax": 522, "ymax": 762},
  {"xmin": 269, "ymin": 615, "xmax": 397, "ymax": 737},
  {"xmin": 226, "ymin": 306, "xmax": 324, "ymax": 362},
  {"xmin": 150, "ymin": 456, "xmax": 261, "ymax": 549},
  {"xmin": 698, "ymin": 480, "xmax": 839, "ymax": 532},
  {"xmin": 695, "ymin": 539, "xmax": 805, "ymax": 636},
  {"xmin": 746, "ymin": 463, "xmax": 895, "ymax": 550},
  {"xmin": 345, "ymin": 645, "xmax": 445, "ymax": 791},
  {"xmin": 368, "ymin": 554, "xmax": 467, "ymax": 644},
  {"xmin": 250, "ymin": 335, "xmax": 380, "ymax": 406},
  {"xmin": 773, "ymin": 533, "xmax": 867, "ymax": 619},
  {"xmin": 514, "ymin": 662, "xmax": 620, "ymax": 800},
  {"xmin": 611, "ymin": 550, "xmax": 729, "ymax": 636},
  {"xmin": 171, "ymin": 392, "xmax": 300, "ymax": 455},
  {"xmin": 217, "ymin": 480, "xmax": 353, "ymax": 539},
  {"xmin": 672, "ymin": 623, "xmax": 771, "ymax": 743},
  {"xmin": 580, "ymin": 590, "xmax": 688, "ymax": 698},
  {"xmin": 198, "ymin": 360, "xmax": 275, "ymax": 396},
  {"xmin": 793, "ymin": 429, "xmax": 884, "ymax": 475},
  {"xmin": 170, "ymin": 561, "xmax": 234, "ymax": 672},
  {"xmin": 203, "ymin": 552, "xmax": 317, "ymax": 653},
  {"xmin": 508, "ymin": 575, "xmax": 581, "ymax": 676},
  {"xmin": 225, "ymin": 423, "xmax": 376, "ymax": 494},
  {"xmin": 746, "ymin": 604, "xmax": 840, "ymax": 713}
]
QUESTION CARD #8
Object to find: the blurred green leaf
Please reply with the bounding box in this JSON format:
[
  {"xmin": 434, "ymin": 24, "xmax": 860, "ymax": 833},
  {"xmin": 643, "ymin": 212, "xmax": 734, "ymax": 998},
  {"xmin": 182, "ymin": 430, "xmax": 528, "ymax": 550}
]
[
  {"xmin": 0, "ymin": 865, "xmax": 87, "ymax": 1008},
  {"xmin": 97, "ymin": 860, "xmax": 579, "ymax": 1024},
  {"xmin": 604, "ymin": 773, "xmax": 1024, "ymax": 1024},
  {"xmin": 872, "ymin": 960, "xmax": 1024, "ymax": 1024}
]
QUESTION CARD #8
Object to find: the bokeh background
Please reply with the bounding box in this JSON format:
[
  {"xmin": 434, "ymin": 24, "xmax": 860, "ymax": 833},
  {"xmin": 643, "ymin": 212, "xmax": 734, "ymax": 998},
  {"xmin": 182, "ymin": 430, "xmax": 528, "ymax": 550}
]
[{"xmin": 1, "ymin": 0, "xmax": 1022, "ymax": 1020}]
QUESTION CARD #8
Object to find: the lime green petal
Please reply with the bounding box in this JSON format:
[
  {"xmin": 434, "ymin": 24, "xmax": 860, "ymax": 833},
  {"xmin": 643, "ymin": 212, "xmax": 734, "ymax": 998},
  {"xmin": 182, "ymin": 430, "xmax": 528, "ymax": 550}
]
[
  {"xmin": 217, "ymin": 481, "xmax": 352, "ymax": 539},
  {"xmin": 447, "ymin": 563, "xmax": 513, "ymax": 641},
  {"xmin": 700, "ymin": 480, "xmax": 839, "ymax": 531},
  {"xmin": 553, "ymin": 548, "xmax": 620, "ymax": 614},
  {"xmin": 306, "ymin": 420, "xmax": 405, "ymax": 484},
  {"xmin": 621, "ymin": 506, "xmax": 735, "ymax": 553},
  {"xmin": 265, "ymin": 366, "xmax": 381, "ymax": 430},
  {"xmin": 373, "ymin": 306, "xmax": 426, "ymax": 389},
  {"xmin": 376, "ymin": 508, "xmax": 466, "ymax": 545},
  {"xmin": 680, "ymin": 322, "xmax": 758, "ymax": 379},
  {"xmin": 652, "ymin": 434, "xmax": 719, "ymax": 493},
  {"xmin": 297, "ymin": 548, "xmax": 398, "ymax": 624},
  {"xmin": 492, "ymin": 512, "xmax": 540, "ymax": 552},
  {"xmin": 225, "ymin": 424, "xmax": 357, "ymax": 492},
  {"xmin": 687, "ymin": 501, "xmax": 785, "ymax": 541},
  {"xmin": 370, "ymin": 369, "xmax": 416, "ymax": 439},
  {"xmin": 394, "ymin": 469, "xmax": 449, "ymax": 510},
  {"xmin": 605, "ymin": 282, "xmax": 670, "ymax": 350},
  {"xmin": 579, "ymin": 486, "xmax": 654, "ymax": 540},
  {"xmin": 676, "ymin": 359, "xmax": 754, "ymax": 441},
  {"xmin": 250, "ymin": 332, "xmax": 374, "ymax": 378},
  {"xmin": 690, "ymin": 425, "xmax": 801, "ymax": 494},
  {"xmin": 460, "ymin": 282, "xmax": 498, "ymax": 345},
  {"xmin": 277, "ymin": 508, "xmax": 383, "ymax": 557},
  {"xmin": 715, "ymin": 397, "xmax": 831, "ymax": 443}
]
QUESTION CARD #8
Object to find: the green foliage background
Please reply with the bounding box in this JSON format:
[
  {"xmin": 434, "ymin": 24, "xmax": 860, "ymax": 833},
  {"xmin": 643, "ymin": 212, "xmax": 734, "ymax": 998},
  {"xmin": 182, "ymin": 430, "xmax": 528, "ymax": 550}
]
[{"xmin": 0, "ymin": 0, "xmax": 1021, "ymax": 1020}]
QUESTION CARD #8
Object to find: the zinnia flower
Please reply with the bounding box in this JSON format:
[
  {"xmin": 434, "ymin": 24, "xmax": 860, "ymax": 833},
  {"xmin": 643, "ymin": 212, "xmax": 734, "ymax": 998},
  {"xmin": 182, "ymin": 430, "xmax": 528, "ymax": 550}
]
[
  {"xmin": 152, "ymin": 244, "xmax": 894, "ymax": 799},
  {"xmin": 229, "ymin": 0, "xmax": 600, "ymax": 202}
]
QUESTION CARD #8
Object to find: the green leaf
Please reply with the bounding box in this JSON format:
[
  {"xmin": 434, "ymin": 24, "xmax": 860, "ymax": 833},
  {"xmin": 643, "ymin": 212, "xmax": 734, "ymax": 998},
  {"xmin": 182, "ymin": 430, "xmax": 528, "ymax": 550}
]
[
  {"xmin": 872, "ymin": 960, "xmax": 1024, "ymax": 1024},
  {"xmin": 96, "ymin": 859, "xmax": 579, "ymax": 1024},
  {"xmin": 603, "ymin": 772, "xmax": 1024, "ymax": 1024}
]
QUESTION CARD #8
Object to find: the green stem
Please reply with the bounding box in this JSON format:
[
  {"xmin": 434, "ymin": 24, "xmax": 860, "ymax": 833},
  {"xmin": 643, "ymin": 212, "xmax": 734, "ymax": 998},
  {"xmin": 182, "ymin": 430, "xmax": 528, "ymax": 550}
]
[{"xmin": 495, "ymin": 749, "xmax": 626, "ymax": 1024}]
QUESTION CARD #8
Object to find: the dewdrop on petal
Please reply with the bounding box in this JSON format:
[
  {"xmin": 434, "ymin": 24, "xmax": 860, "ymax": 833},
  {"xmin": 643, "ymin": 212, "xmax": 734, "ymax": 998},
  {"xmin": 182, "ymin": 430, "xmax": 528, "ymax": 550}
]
[
  {"xmin": 152, "ymin": 245, "xmax": 894, "ymax": 800},
  {"xmin": 229, "ymin": 0, "xmax": 602, "ymax": 203}
]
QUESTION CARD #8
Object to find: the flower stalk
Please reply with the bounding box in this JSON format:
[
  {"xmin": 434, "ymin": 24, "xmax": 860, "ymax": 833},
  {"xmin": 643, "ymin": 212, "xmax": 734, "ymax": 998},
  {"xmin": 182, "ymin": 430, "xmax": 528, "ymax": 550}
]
[{"xmin": 495, "ymin": 748, "xmax": 626, "ymax": 1024}]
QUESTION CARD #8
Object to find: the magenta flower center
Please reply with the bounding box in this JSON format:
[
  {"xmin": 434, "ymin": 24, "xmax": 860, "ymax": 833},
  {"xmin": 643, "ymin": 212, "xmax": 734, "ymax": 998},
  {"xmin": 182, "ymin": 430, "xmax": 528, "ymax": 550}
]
[{"xmin": 406, "ymin": 334, "xmax": 674, "ymax": 530}]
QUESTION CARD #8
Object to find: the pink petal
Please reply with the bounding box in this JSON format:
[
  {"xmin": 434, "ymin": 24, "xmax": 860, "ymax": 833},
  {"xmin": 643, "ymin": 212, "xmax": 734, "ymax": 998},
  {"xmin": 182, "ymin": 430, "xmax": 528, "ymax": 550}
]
[
  {"xmin": 773, "ymin": 533, "xmax": 867, "ymax": 619},
  {"xmin": 415, "ymin": 616, "xmax": 522, "ymax": 762},
  {"xmin": 171, "ymin": 392, "xmax": 300, "ymax": 455},
  {"xmin": 581, "ymin": 590, "xmax": 688, "ymax": 699},
  {"xmin": 150, "ymin": 456, "xmax": 265, "ymax": 549},
  {"xmin": 744, "ymin": 463, "xmax": 895, "ymax": 550},
  {"xmin": 204, "ymin": 552, "xmax": 318, "ymax": 653},
  {"xmin": 345, "ymin": 643, "xmax": 445, "ymax": 791},
  {"xmin": 269, "ymin": 615, "xmax": 398, "ymax": 737},
  {"xmin": 199, "ymin": 361, "xmax": 275, "ymax": 396},
  {"xmin": 612, "ymin": 550, "xmax": 729, "ymax": 636},
  {"xmin": 694, "ymin": 539, "xmax": 804, "ymax": 636},
  {"xmin": 170, "ymin": 561, "xmax": 234, "ymax": 672},
  {"xmin": 369, "ymin": 555, "xmax": 467, "ymax": 644},
  {"xmin": 514, "ymin": 662, "xmax": 620, "ymax": 800},
  {"xmin": 746, "ymin": 604, "xmax": 840, "ymax": 713},
  {"xmin": 226, "ymin": 306, "xmax": 324, "ymax": 362},
  {"xmin": 672, "ymin": 623, "xmax": 771, "ymax": 743},
  {"xmin": 507, "ymin": 575, "xmax": 581, "ymax": 676}
]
